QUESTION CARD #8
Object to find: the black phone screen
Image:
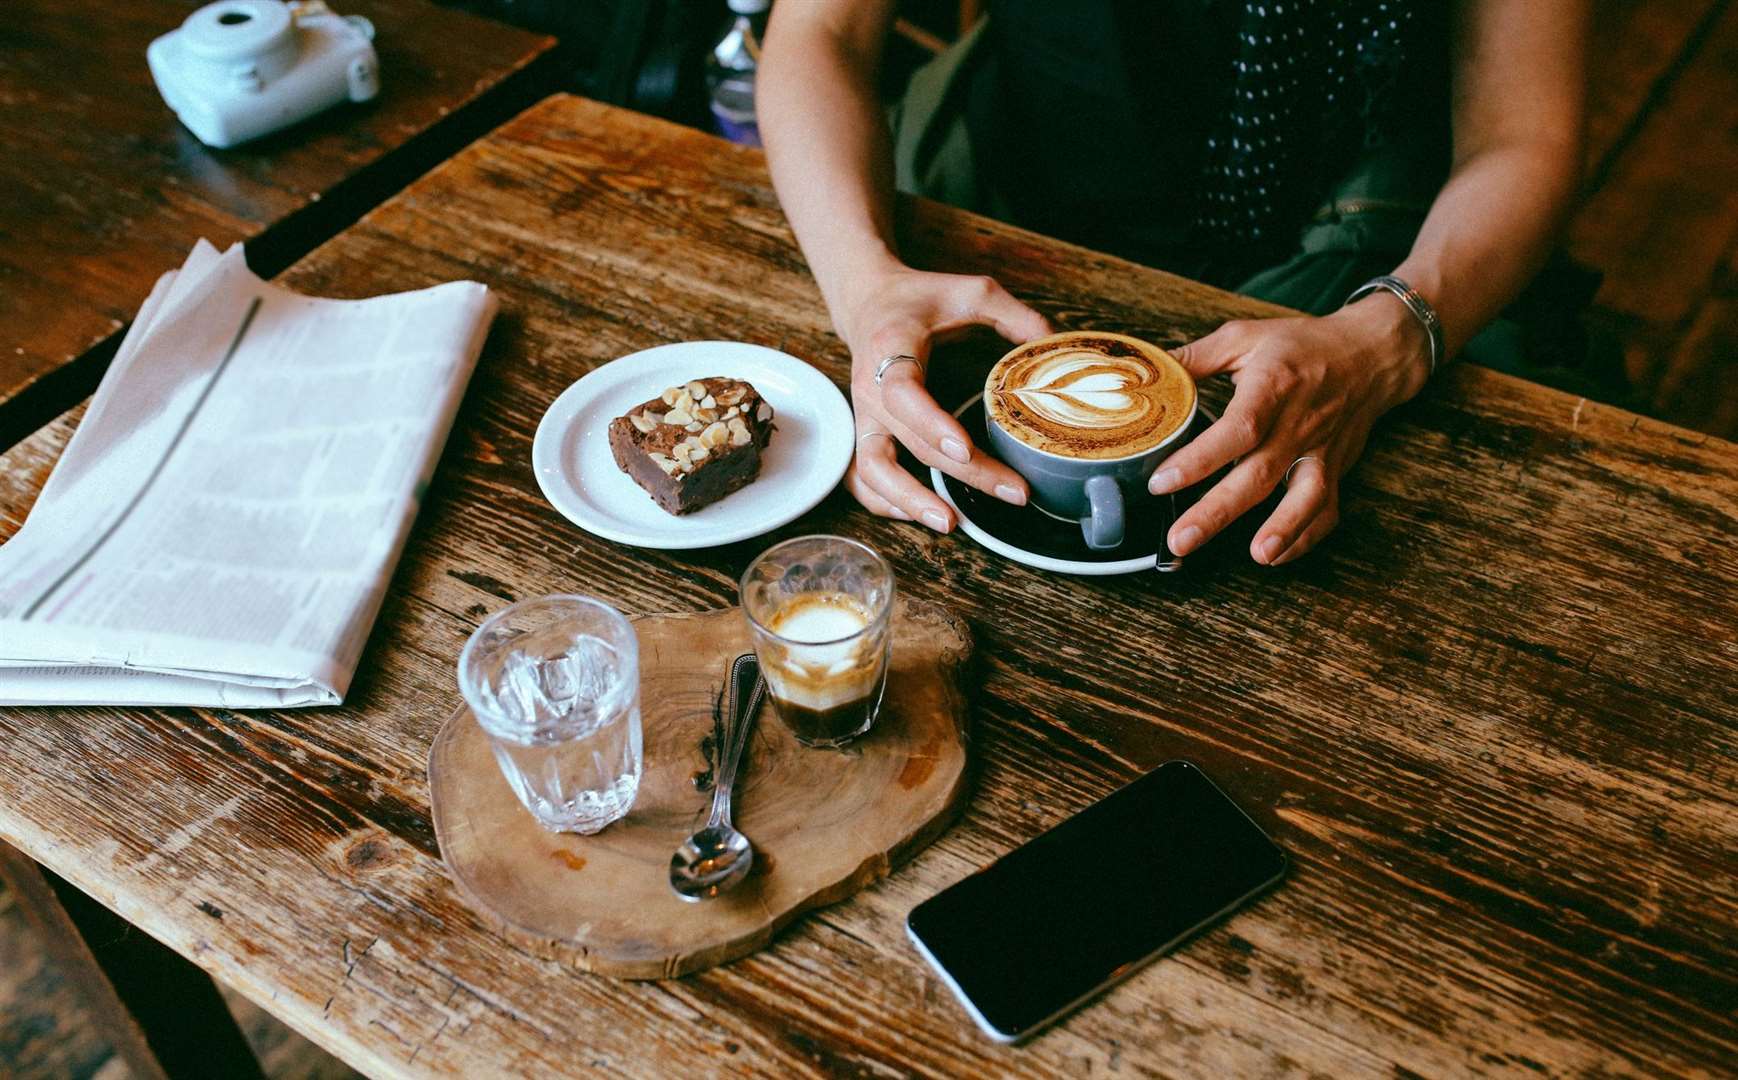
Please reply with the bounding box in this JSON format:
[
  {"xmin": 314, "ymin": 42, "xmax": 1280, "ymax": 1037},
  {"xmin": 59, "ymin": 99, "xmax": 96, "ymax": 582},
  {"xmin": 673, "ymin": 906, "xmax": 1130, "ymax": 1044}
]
[{"xmin": 906, "ymin": 760, "xmax": 1286, "ymax": 1042}]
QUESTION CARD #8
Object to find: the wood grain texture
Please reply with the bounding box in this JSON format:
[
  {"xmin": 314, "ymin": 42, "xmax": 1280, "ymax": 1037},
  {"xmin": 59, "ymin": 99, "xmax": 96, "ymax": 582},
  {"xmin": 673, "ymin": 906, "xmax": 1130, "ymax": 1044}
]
[
  {"xmin": 0, "ymin": 874, "xmax": 362, "ymax": 1079},
  {"xmin": 1658, "ymin": 245, "xmax": 1738, "ymax": 435},
  {"xmin": 1571, "ymin": 0, "xmax": 1738, "ymax": 325},
  {"xmin": 0, "ymin": 96, "xmax": 1733, "ymax": 1078},
  {"xmin": 1583, "ymin": 0, "xmax": 1724, "ymax": 172},
  {"xmin": 431, "ymin": 600, "xmax": 972, "ymax": 979},
  {"xmin": 0, "ymin": 883, "xmax": 117, "ymax": 1078},
  {"xmin": 1572, "ymin": 0, "xmax": 1738, "ymax": 441},
  {"xmin": 0, "ymin": 0, "xmax": 556, "ymax": 442},
  {"xmin": 1, "ymin": 841, "xmax": 268, "ymax": 1080},
  {"xmin": 0, "ymin": 842, "xmax": 173, "ymax": 1080}
]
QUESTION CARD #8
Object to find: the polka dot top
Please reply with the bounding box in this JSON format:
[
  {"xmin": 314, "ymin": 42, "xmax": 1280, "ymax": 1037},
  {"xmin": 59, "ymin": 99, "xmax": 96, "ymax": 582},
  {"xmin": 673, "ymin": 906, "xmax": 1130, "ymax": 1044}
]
[
  {"xmin": 966, "ymin": 1, "xmax": 1451, "ymax": 275},
  {"xmin": 1195, "ymin": 0, "xmax": 1445, "ymax": 243}
]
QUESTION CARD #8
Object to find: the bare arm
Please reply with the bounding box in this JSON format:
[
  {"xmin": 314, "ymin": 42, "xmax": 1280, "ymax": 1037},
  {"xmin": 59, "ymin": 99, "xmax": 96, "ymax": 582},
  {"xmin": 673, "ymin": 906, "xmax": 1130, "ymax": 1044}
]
[
  {"xmin": 1154, "ymin": 0, "xmax": 1588, "ymax": 564},
  {"xmin": 760, "ymin": 1, "xmax": 1050, "ymax": 530},
  {"xmin": 759, "ymin": 0, "xmax": 901, "ymax": 318},
  {"xmin": 1396, "ymin": 0, "xmax": 1588, "ymax": 354}
]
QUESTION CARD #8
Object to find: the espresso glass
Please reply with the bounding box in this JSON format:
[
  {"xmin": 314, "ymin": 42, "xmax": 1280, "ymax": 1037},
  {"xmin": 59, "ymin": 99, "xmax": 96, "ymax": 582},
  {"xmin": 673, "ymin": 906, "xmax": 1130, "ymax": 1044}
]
[{"xmin": 740, "ymin": 536, "xmax": 895, "ymax": 748}]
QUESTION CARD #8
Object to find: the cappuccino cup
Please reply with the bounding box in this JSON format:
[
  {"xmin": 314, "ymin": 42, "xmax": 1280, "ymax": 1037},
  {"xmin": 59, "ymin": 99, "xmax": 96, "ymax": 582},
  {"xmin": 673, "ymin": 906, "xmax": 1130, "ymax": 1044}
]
[{"xmin": 984, "ymin": 331, "xmax": 1197, "ymax": 550}]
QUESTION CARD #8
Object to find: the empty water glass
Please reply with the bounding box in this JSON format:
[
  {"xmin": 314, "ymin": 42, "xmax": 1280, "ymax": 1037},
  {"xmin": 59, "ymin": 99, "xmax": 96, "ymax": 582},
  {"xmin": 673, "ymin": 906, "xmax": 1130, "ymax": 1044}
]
[{"xmin": 457, "ymin": 595, "xmax": 642, "ymax": 834}]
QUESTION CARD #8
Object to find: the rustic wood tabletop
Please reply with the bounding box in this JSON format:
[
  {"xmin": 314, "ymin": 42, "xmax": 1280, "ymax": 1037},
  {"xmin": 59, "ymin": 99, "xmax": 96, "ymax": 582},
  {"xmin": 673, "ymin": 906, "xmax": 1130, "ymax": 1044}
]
[
  {"xmin": 0, "ymin": 0, "xmax": 557, "ymax": 446},
  {"xmin": 0, "ymin": 94, "xmax": 1733, "ymax": 1078}
]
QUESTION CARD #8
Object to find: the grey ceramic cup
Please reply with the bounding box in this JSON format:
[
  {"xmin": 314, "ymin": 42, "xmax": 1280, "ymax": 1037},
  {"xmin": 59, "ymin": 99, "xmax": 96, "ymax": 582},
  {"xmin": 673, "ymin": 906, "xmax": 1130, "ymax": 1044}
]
[{"xmin": 984, "ymin": 391, "xmax": 1198, "ymax": 551}]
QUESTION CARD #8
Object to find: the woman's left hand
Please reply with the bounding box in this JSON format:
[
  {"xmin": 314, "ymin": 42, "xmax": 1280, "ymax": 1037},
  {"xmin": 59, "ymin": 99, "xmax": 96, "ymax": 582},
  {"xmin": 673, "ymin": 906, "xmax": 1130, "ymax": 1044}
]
[{"xmin": 1150, "ymin": 296, "xmax": 1433, "ymax": 565}]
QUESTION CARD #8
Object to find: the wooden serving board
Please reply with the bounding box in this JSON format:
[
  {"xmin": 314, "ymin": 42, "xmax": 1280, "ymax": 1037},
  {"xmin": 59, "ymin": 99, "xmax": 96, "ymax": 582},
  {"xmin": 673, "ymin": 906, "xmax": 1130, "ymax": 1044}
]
[{"xmin": 428, "ymin": 598, "xmax": 973, "ymax": 979}]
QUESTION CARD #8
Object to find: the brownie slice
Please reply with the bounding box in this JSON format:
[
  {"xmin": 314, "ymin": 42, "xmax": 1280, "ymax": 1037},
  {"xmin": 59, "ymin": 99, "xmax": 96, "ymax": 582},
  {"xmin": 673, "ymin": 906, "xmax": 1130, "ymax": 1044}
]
[{"xmin": 608, "ymin": 377, "xmax": 775, "ymax": 515}]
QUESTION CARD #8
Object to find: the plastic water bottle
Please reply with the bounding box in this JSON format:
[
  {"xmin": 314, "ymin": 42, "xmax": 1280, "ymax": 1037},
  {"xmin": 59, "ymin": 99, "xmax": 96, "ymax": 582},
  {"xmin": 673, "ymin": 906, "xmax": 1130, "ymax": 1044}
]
[{"xmin": 707, "ymin": 0, "xmax": 769, "ymax": 146}]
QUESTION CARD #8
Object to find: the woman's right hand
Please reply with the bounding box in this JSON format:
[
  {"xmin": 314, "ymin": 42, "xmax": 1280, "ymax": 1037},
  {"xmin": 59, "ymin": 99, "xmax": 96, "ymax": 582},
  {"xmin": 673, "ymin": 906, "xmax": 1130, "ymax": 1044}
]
[{"xmin": 836, "ymin": 264, "xmax": 1052, "ymax": 531}]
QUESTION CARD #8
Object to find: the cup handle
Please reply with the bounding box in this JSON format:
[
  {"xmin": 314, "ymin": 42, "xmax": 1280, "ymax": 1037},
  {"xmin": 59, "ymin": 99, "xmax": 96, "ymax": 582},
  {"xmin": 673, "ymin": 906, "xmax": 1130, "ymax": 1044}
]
[{"xmin": 1082, "ymin": 475, "xmax": 1124, "ymax": 551}]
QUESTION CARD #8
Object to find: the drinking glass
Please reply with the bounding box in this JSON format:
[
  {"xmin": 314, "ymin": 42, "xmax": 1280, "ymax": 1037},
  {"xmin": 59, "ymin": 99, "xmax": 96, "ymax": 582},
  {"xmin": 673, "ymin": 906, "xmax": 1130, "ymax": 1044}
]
[
  {"xmin": 740, "ymin": 535, "xmax": 895, "ymax": 748},
  {"xmin": 457, "ymin": 595, "xmax": 642, "ymax": 833}
]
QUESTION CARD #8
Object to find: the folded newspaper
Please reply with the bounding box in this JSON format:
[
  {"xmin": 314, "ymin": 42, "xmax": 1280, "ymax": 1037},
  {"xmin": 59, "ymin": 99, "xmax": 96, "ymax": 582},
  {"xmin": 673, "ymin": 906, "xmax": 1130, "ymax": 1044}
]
[{"xmin": 0, "ymin": 241, "xmax": 497, "ymax": 706}]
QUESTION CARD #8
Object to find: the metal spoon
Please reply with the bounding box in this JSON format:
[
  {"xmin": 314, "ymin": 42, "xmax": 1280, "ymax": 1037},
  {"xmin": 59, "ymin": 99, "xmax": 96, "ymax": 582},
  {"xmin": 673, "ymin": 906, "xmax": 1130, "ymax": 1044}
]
[{"xmin": 670, "ymin": 653, "xmax": 766, "ymax": 901}]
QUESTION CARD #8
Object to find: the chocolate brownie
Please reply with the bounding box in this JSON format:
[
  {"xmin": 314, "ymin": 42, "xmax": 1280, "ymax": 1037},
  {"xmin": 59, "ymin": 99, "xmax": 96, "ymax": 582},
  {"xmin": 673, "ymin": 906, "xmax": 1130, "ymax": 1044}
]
[{"xmin": 607, "ymin": 377, "xmax": 775, "ymax": 515}]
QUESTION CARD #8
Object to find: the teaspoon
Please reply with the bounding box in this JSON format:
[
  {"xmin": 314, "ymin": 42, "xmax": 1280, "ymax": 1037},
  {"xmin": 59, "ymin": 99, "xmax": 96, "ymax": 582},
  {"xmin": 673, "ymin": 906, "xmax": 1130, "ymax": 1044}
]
[{"xmin": 670, "ymin": 653, "xmax": 765, "ymax": 901}]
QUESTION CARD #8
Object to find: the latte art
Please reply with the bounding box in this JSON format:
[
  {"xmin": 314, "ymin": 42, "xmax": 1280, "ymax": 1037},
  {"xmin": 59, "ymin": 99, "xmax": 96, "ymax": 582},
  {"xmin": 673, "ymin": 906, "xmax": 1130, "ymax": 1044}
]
[
  {"xmin": 985, "ymin": 332, "xmax": 1195, "ymax": 459},
  {"xmin": 1005, "ymin": 350, "xmax": 1161, "ymax": 430}
]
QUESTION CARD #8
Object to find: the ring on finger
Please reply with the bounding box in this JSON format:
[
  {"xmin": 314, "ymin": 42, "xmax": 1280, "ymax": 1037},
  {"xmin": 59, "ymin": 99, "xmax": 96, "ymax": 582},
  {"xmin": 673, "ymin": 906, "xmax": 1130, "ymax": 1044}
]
[
  {"xmin": 1285, "ymin": 454, "xmax": 1323, "ymax": 486},
  {"xmin": 857, "ymin": 430, "xmax": 895, "ymax": 449},
  {"xmin": 874, "ymin": 354, "xmax": 923, "ymax": 384}
]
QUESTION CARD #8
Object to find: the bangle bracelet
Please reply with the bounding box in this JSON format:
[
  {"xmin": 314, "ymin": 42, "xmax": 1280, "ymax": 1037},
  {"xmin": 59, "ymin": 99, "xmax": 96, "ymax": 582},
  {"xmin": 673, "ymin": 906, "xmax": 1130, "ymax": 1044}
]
[{"xmin": 1344, "ymin": 274, "xmax": 1444, "ymax": 379}]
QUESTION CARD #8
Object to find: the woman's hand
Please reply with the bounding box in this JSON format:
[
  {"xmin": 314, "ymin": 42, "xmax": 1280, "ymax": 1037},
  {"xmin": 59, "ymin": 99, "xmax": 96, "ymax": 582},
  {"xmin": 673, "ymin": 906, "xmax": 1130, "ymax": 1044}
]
[
  {"xmin": 1151, "ymin": 295, "xmax": 1432, "ymax": 565},
  {"xmin": 838, "ymin": 265, "xmax": 1052, "ymax": 531}
]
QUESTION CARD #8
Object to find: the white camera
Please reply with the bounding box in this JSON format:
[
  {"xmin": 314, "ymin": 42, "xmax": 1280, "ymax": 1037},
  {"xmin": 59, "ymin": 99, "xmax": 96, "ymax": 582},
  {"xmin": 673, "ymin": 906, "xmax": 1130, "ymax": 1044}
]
[{"xmin": 148, "ymin": 0, "xmax": 380, "ymax": 149}]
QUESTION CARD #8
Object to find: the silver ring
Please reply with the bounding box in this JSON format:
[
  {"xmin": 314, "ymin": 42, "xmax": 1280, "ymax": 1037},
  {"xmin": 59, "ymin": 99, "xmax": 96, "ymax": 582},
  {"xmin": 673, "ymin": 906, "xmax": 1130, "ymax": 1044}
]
[
  {"xmin": 874, "ymin": 354, "xmax": 922, "ymax": 384},
  {"xmin": 1285, "ymin": 455, "xmax": 1322, "ymax": 486},
  {"xmin": 857, "ymin": 430, "xmax": 895, "ymax": 449}
]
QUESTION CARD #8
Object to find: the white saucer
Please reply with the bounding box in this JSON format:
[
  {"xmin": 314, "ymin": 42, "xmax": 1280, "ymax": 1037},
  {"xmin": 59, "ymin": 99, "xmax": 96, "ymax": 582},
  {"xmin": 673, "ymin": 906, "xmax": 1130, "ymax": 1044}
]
[
  {"xmin": 533, "ymin": 342, "xmax": 854, "ymax": 549},
  {"xmin": 930, "ymin": 395, "xmax": 1218, "ymax": 576}
]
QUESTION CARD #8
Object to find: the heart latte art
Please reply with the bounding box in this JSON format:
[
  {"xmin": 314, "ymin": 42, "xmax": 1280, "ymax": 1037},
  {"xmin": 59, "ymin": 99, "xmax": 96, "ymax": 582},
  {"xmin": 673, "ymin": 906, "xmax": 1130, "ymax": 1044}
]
[{"xmin": 985, "ymin": 332, "xmax": 1196, "ymax": 459}]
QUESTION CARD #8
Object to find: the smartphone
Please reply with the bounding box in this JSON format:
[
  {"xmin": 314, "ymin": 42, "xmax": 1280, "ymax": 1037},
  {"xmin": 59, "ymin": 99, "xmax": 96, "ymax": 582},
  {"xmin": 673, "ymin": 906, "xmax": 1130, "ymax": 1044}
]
[{"xmin": 906, "ymin": 760, "xmax": 1287, "ymax": 1044}]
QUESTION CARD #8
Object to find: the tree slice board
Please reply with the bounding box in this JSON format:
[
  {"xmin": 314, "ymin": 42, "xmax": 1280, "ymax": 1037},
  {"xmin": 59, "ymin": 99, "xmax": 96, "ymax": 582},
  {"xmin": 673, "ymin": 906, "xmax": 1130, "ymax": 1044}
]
[{"xmin": 428, "ymin": 598, "xmax": 973, "ymax": 979}]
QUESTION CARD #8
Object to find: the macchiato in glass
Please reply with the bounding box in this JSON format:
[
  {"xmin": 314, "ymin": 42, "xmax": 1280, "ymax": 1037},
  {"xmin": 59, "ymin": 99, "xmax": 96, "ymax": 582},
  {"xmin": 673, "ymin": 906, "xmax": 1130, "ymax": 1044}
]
[{"xmin": 740, "ymin": 536, "xmax": 894, "ymax": 748}]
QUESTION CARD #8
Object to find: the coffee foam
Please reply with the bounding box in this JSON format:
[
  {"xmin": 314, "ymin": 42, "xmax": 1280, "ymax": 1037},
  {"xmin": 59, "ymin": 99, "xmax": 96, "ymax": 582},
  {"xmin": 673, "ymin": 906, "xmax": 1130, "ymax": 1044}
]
[
  {"xmin": 759, "ymin": 592, "xmax": 883, "ymax": 710},
  {"xmin": 985, "ymin": 332, "xmax": 1195, "ymax": 459},
  {"xmin": 768, "ymin": 594, "xmax": 870, "ymax": 642}
]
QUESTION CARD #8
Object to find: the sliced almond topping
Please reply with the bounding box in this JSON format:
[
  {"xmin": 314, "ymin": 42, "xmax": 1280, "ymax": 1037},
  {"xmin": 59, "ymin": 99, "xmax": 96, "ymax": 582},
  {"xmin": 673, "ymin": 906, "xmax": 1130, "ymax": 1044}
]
[
  {"xmin": 661, "ymin": 387, "xmax": 681, "ymax": 407},
  {"xmin": 685, "ymin": 422, "xmax": 703, "ymax": 432},
  {"xmin": 645, "ymin": 411, "xmax": 665, "ymax": 425},
  {"xmin": 718, "ymin": 388, "xmax": 744, "ymax": 406},
  {"xmin": 756, "ymin": 402, "xmax": 774, "ymax": 423},
  {"xmin": 727, "ymin": 416, "xmax": 752, "ymax": 447},
  {"xmin": 672, "ymin": 442, "xmax": 693, "ymax": 464},
  {"xmin": 723, "ymin": 405, "xmax": 740, "ymax": 419},
  {"xmin": 700, "ymin": 394, "xmax": 717, "ymax": 410},
  {"xmin": 689, "ymin": 445, "xmax": 710, "ymax": 462},
  {"xmin": 629, "ymin": 412, "xmax": 656, "ymax": 434},
  {"xmin": 664, "ymin": 407, "xmax": 693, "ymax": 426},
  {"xmin": 694, "ymin": 407, "xmax": 717, "ymax": 424},
  {"xmin": 700, "ymin": 421, "xmax": 728, "ymax": 448},
  {"xmin": 648, "ymin": 452, "xmax": 678, "ymax": 475},
  {"xmin": 685, "ymin": 381, "xmax": 707, "ymax": 400}
]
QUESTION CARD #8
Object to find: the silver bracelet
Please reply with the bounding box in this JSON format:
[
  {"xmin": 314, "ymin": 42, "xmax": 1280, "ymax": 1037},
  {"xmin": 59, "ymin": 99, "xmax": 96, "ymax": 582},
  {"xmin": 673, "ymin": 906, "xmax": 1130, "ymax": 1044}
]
[{"xmin": 1344, "ymin": 274, "xmax": 1444, "ymax": 379}]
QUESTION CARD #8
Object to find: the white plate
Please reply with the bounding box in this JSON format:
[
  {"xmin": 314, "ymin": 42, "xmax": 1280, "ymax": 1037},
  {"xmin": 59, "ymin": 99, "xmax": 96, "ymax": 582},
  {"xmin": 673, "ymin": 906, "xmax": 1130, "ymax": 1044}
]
[{"xmin": 533, "ymin": 342, "xmax": 854, "ymax": 549}]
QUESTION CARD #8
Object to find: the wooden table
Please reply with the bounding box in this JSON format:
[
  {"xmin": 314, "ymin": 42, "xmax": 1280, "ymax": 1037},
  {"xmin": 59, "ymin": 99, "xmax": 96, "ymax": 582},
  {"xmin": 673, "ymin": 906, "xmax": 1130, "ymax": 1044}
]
[
  {"xmin": 0, "ymin": 0, "xmax": 557, "ymax": 447},
  {"xmin": 1, "ymin": 94, "xmax": 1733, "ymax": 1078}
]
